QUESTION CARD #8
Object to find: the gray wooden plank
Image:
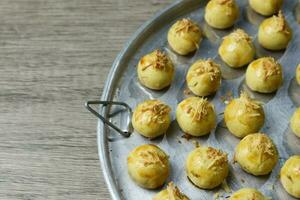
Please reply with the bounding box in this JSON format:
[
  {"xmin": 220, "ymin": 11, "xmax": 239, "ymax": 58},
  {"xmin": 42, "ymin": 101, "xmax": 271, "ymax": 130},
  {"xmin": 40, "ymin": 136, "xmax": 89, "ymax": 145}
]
[{"xmin": 0, "ymin": 0, "xmax": 173, "ymax": 199}]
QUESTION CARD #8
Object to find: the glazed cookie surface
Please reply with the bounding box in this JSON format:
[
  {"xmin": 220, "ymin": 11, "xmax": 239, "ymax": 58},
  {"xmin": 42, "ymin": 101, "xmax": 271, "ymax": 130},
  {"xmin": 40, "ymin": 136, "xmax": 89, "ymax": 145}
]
[
  {"xmin": 246, "ymin": 57, "xmax": 283, "ymax": 93},
  {"xmin": 234, "ymin": 133, "xmax": 278, "ymax": 176},
  {"xmin": 258, "ymin": 11, "xmax": 292, "ymax": 50},
  {"xmin": 204, "ymin": 0, "xmax": 239, "ymax": 29},
  {"xmin": 167, "ymin": 18, "xmax": 202, "ymax": 55},
  {"xmin": 153, "ymin": 182, "xmax": 189, "ymax": 200},
  {"xmin": 249, "ymin": 0, "xmax": 283, "ymax": 16},
  {"xmin": 186, "ymin": 59, "xmax": 221, "ymax": 96},
  {"xmin": 132, "ymin": 100, "xmax": 171, "ymax": 138},
  {"xmin": 186, "ymin": 146, "xmax": 229, "ymax": 189},
  {"xmin": 224, "ymin": 92, "xmax": 265, "ymax": 138},
  {"xmin": 229, "ymin": 188, "xmax": 268, "ymax": 200},
  {"xmin": 290, "ymin": 107, "xmax": 300, "ymax": 138},
  {"xmin": 137, "ymin": 49, "xmax": 174, "ymax": 90},
  {"xmin": 297, "ymin": 64, "xmax": 300, "ymax": 85},
  {"xmin": 176, "ymin": 97, "xmax": 216, "ymax": 136},
  {"xmin": 127, "ymin": 144, "xmax": 169, "ymax": 189},
  {"xmin": 280, "ymin": 155, "xmax": 300, "ymax": 198},
  {"xmin": 219, "ymin": 29, "xmax": 255, "ymax": 68}
]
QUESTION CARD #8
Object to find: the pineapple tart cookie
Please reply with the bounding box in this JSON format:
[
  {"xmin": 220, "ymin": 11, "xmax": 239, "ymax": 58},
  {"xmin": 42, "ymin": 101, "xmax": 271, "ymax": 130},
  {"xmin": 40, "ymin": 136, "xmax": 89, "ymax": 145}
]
[
  {"xmin": 246, "ymin": 57, "xmax": 283, "ymax": 93},
  {"xmin": 127, "ymin": 144, "xmax": 169, "ymax": 189},
  {"xmin": 167, "ymin": 18, "xmax": 202, "ymax": 55},
  {"xmin": 280, "ymin": 155, "xmax": 300, "ymax": 198},
  {"xmin": 219, "ymin": 29, "xmax": 255, "ymax": 68},
  {"xmin": 132, "ymin": 100, "xmax": 171, "ymax": 138},
  {"xmin": 258, "ymin": 11, "xmax": 292, "ymax": 50},
  {"xmin": 186, "ymin": 146, "xmax": 229, "ymax": 189},
  {"xmin": 204, "ymin": 0, "xmax": 239, "ymax": 29},
  {"xmin": 249, "ymin": 0, "xmax": 283, "ymax": 16},
  {"xmin": 224, "ymin": 92, "xmax": 265, "ymax": 138},
  {"xmin": 290, "ymin": 107, "xmax": 300, "ymax": 138},
  {"xmin": 234, "ymin": 133, "xmax": 278, "ymax": 176},
  {"xmin": 153, "ymin": 182, "xmax": 189, "ymax": 200},
  {"xmin": 186, "ymin": 59, "xmax": 222, "ymax": 97},
  {"xmin": 296, "ymin": 64, "xmax": 300, "ymax": 85},
  {"xmin": 229, "ymin": 188, "xmax": 269, "ymax": 200},
  {"xmin": 137, "ymin": 49, "xmax": 174, "ymax": 90},
  {"xmin": 176, "ymin": 97, "xmax": 216, "ymax": 136}
]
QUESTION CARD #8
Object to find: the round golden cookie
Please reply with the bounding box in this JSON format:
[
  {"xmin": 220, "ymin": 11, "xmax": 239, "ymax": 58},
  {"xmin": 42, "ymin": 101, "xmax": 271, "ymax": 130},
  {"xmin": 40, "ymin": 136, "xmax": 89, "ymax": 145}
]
[
  {"xmin": 290, "ymin": 107, "xmax": 300, "ymax": 138},
  {"xmin": 296, "ymin": 64, "xmax": 300, "ymax": 85},
  {"xmin": 234, "ymin": 133, "xmax": 278, "ymax": 176},
  {"xmin": 245, "ymin": 57, "xmax": 283, "ymax": 93},
  {"xmin": 258, "ymin": 11, "xmax": 292, "ymax": 50},
  {"xmin": 224, "ymin": 92, "xmax": 265, "ymax": 138},
  {"xmin": 137, "ymin": 49, "xmax": 174, "ymax": 90},
  {"xmin": 229, "ymin": 188, "xmax": 268, "ymax": 200},
  {"xmin": 153, "ymin": 182, "xmax": 189, "ymax": 200},
  {"xmin": 219, "ymin": 29, "xmax": 255, "ymax": 68},
  {"xmin": 176, "ymin": 97, "xmax": 216, "ymax": 136},
  {"xmin": 280, "ymin": 155, "xmax": 300, "ymax": 198},
  {"xmin": 167, "ymin": 18, "xmax": 202, "ymax": 55},
  {"xmin": 132, "ymin": 100, "xmax": 171, "ymax": 138},
  {"xmin": 204, "ymin": 0, "xmax": 239, "ymax": 29},
  {"xmin": 127, "ymin": 144, "xmax": 169, "ymax": 189},
  {"xmin": 186, "ymin": 146, "xmax": 229, "ymax": 189},
  {"xmin": 249, "ymin": 0, "xmax": 283, "ymax": 16},
  {"xmin": 186, "ymin": 59, "xmax": 221, "ymax": 96}
]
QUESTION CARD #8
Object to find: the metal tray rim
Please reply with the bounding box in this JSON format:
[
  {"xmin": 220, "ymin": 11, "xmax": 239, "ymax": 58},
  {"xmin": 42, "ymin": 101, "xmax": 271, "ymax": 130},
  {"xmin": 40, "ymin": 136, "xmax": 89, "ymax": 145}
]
[{"xmin": 98, "ymin": 1, "xmax": 185, "ymax": 199}]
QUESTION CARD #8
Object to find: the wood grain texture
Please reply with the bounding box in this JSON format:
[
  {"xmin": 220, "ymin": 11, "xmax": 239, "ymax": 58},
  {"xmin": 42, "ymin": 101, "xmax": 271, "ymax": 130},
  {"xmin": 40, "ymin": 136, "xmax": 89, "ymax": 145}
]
[{"xmin": 0, "ymin": 0, "xmax": 173, "ymax": 199}]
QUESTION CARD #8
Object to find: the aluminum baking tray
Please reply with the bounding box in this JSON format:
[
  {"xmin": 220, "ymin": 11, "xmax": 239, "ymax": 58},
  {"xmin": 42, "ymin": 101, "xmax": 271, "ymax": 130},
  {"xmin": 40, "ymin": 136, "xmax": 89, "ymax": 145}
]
[{"xmin": 86, "ymin": 0, "xmax": 300, "ymax": 199}]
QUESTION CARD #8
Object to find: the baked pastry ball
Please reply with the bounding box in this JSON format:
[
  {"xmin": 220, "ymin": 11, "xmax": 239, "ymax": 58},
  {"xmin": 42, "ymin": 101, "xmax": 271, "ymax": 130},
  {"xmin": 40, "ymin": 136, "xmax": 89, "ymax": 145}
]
[
  {"xmin": 229, "ymin": 188, "xmax": 268, "ymax": 200},
  {"xmin": 186, "ymin": 146, "xmax": 229, "ymax": 189},
  {"xmin": 167, "ymin": 18, "xmax": 202, "ymax": 55},
  {"xmin": 280, "ymin": 155, "xmax": 300, "ymax": 198},
  {"xmin": 137, "ymin": 49, "xmax": 174, "ymax": 90},
  {"xmin": 219, "ymin": 29, "xmax": 255, "ymax": 68},
  {"xmin": 153, "ymin": 182, "xmax": 189, "ymax": 200},
  {"xmin": 132, "ymin": 100, "xmax": 171, "ymax": 138},
  {"xmin": 204, "ymin": 0, "xmax": 239, "ymax": 29},
  {"xmin": 234, "ymin": 133, "xmax": 278, "ymax": 176},
  {"xmin": 290, "ymin": 108, "xmax": 300, "ymax": 138},
  {"xmin": 249, "ymin": 0, "xmax": 283, "ymax": 16},
  {"xmin": 224, "ymin": 92, "xmax": 265, "ymax": 138},
  {"xmin": 127, "ymin": 144, "xmax": 169, "ymax": 189},
  {"xmin": 258, "ymin": 11, "xmax": 292, "ymax": 50},
  {"xmin": 176, "ymin": 97, "xmax": 216, "ymax": 136},
  {"xmin": 246, "ymin": 57, "xmax": 283, "ymax": 93},
  {"xmin": 297, "ymin": 64, "xmax": 300, "ymax": 85},
  {"xmin": 186, "ymin": 59, "xmax": 221, "ymax": 96}
]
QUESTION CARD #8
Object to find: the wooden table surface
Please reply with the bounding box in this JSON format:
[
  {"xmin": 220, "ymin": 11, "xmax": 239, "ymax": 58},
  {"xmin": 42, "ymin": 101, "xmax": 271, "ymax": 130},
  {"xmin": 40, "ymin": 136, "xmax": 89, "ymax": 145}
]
[{"xmin": 0, "ymin": 0, "xmax": 173, "ymax": 199}]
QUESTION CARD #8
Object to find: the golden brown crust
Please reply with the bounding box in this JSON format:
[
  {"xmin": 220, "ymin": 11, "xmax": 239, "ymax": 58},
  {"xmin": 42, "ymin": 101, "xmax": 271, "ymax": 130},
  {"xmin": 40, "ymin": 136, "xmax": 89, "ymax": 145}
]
[
  {"xmin": 261, "ymin": 57, "xmax": 281, "ymax": 80},
  {"xmin": 229, "ymin": 188, "xmax": 268, "ymax": 200},
  {"xmin": 186, "ymin": 146, "xmax": 229, "ymax": 189},
  {"xmin": 226, "ymin": 29, "xmax": 252, "ymax": 43},
  {"xmin": 206, "ymin": 146, "xmax": 228, "ymax": 169},
  {"xmin": 127, "ymin": 144, "xmax": 169, "ymax": 189},
  {"xmin": 218, "ymin": 0, "xmax": 234, "ymax": 5},
  {"xmin": 234, "ymin": 133, "xmax": 278, "ymax": 175},
  {"xmin": 136, "ymin": 144, "xmax": 169, "ymax": 167},
  {"xmin": 134, "ymin": 100, "xmax": 171, "ymax": 124},
  {"xmin": 280, "ymin": 155, "xmax": 300, "ymax": 198},
  {"xmin": 189, "ymin": 59, "xmax": 221, "ymax": 81},
  {"xmin": 174, "ymin": 18, "xmax": 201, "ymax": 34},
  {"xmin": 239, "ymin": 92, "xmax": 262, "ymax": 116},
  {"xmin": 140, "ymin": 50, "xmax": 170, "ymax": 71},
  {"xmin": 180, "ymin": 98, "xmax": 213, "ymax": 121},
  {"xmin": 167, "ymin": 182, "xmax": 189, "ymax": 200}
]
